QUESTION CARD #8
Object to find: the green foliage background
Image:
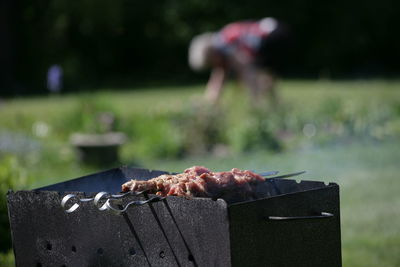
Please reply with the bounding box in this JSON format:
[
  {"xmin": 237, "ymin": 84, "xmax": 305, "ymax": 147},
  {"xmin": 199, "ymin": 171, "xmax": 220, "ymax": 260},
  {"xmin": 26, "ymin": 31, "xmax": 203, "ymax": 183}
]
[{"xmin": 2, "ymin": 0, "xmax": 400, "ymax": 93}]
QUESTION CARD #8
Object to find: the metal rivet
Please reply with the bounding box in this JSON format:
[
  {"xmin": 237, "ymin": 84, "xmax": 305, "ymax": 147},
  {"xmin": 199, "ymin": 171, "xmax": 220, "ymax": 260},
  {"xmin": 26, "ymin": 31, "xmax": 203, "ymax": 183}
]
[{"xmin": 159, "ymin": 251, "xmax": 165, "ymax": 258}]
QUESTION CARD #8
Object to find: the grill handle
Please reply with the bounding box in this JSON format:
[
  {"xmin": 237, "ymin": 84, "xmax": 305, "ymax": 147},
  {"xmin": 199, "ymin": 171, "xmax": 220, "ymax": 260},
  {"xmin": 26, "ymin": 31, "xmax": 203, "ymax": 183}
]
[{"xmin": 268, "ymin": 212, "xmax": 333, "ymax": 221}]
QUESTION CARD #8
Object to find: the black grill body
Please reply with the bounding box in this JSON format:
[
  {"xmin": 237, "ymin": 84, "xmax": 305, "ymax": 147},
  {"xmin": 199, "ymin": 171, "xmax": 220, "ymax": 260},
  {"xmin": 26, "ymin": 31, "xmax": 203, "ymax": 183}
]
[{"xmin": 7, "ymin": 167, "xmax": 341, "ymax": 266}]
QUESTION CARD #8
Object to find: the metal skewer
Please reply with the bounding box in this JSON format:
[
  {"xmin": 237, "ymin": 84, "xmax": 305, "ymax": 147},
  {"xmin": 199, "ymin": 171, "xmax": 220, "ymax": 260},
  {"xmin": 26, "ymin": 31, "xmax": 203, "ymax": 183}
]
[
  {"xmin": 105, "ymin": 196, "xmax": 165, "ymax": 213},
  {"xmin": 258, "ymin": 171, "xmax": 279, "ymax": 177},
  {"xmin": 61, "ymin": 190, "xmax": 149, "ymax": 213},
  {"xmin": 61, "ymin": 194, "xmax": 93, "ymax": 213},
  {"xmin": 267, "ymin": 171, "xmax": 306, "ymax": 179},
  {"xmin": 61, "ymin": 170, "xmax": 306, "ymax": 213}
]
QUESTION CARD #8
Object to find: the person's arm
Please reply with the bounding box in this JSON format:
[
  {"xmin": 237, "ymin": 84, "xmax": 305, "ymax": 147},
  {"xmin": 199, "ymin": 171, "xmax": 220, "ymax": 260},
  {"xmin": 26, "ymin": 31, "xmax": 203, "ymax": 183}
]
[{"xmin": 204, "ymin": 67, "xmax": 226, "ymax": 103}]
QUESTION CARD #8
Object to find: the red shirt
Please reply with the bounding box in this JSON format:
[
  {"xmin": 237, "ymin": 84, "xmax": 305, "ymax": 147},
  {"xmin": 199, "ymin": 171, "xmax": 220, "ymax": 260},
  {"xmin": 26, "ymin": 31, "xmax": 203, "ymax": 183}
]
[{"xmin": 216, "ymin": 21, "xmax": 272, "ymax": 59}]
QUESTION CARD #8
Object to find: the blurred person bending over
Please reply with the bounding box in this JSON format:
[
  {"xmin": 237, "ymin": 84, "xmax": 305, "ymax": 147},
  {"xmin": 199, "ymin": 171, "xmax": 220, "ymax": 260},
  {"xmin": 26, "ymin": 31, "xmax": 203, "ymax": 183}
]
[{"xmin": 189, "ymin": 18, "xmax": 291, "ymax": 104}]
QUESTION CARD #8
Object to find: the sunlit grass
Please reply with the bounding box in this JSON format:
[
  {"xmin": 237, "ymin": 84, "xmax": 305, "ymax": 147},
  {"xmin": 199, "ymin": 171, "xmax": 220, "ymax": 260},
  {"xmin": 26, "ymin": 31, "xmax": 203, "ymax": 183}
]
[{"xmin": 1, "ymin": 80, "xmax": 400, "ymax": 266}]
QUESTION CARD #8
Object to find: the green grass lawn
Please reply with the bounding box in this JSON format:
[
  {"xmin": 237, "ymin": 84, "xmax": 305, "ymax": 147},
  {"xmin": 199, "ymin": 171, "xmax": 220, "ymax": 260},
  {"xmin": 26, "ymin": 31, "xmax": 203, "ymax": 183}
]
[{"xmin": 1, "ymin": 80, "xmax": 400, "ymax": 266}]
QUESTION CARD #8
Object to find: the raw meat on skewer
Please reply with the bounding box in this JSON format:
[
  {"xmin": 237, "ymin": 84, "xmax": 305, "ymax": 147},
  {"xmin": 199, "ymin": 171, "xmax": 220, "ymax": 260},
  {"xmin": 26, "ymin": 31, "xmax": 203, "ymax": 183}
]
[{"xmin": 122, "ymin": 166, "xmax": 266, "ymax": 201}]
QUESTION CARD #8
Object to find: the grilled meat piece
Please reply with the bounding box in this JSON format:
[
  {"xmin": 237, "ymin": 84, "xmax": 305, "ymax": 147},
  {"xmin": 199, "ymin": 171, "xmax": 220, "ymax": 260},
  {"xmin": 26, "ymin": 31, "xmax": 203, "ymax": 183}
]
[{"xmin": 122, "ymin": 166, "xmax": 265, "ymax": 201}]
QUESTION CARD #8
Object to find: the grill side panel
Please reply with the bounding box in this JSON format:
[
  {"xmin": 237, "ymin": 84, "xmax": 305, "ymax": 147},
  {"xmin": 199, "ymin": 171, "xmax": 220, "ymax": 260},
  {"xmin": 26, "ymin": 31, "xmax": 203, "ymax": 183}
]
[
  {"xmin": 7, "ymin": 191, "xmax": 231, "ymax": 267},
  {"xmin": 7, "ymin": 191, "xmax": 150, "ymax": 266},
  {"xmin": 134, "ymin": 196, "xmax": 232, "ymax": 267},
  {"xmin": 228, "ymin": 184, "xmax": 341, "ymax": 267}
]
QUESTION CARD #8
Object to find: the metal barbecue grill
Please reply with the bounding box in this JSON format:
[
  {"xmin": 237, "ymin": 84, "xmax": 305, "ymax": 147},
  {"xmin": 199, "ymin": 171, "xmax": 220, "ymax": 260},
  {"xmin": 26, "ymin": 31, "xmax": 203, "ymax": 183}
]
[{"xmin": 7, "ymin": 166, "xmax": 342, "ymax": 266}]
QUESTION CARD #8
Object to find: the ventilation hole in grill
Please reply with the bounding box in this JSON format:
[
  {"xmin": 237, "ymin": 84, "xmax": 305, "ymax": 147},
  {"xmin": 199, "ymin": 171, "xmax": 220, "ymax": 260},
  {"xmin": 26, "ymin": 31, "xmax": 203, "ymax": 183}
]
[
  {"xmin": 46, "ymin": 242, "xmax": 52, "ymax": 250},
  {"xmin": 97, "ymin": 248, "xmax": 104, "ymax": 255},
  {"xmin": 159, "ymin": 251, "xmax": 165, "ymax": 258},
  {"xmin": 36, "ymin": 263, "xmax": 42, "ymax": 267},
  {"xmin": 71, "ymin": 246, "xmax": 77, "ymax": 253},
  {"xmin": 188, "ymin": 254, "xmax": 195, "ymax": 262},
  {"xmin": 129, "ymin": 248, "xmax": 136, "ymax": 256}
]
